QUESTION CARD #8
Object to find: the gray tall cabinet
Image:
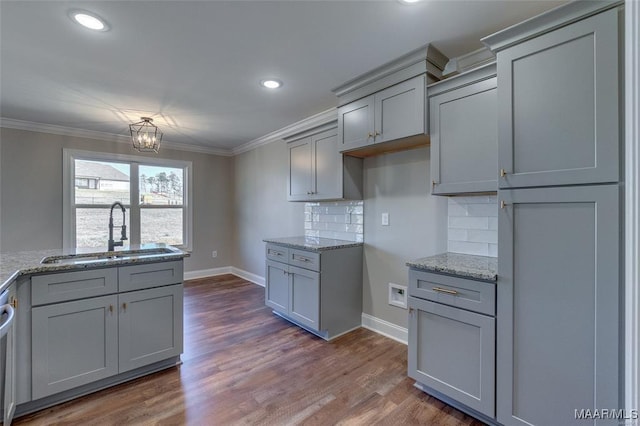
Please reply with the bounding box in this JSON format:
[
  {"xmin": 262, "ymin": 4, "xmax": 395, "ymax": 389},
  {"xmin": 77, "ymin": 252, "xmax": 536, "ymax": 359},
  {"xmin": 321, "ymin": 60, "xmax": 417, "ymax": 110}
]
[{"xmin": 482, "ymin": 2, "xmax": 623, "ymax": 425}]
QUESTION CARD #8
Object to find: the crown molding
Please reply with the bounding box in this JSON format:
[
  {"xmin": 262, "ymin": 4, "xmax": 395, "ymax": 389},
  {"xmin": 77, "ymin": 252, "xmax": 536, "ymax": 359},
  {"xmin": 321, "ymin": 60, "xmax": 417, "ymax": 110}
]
[
  {"xmin": 0, "ymin": 117, "xmax": 234, "ymax": 157},
  {"xmin": 232, "ymin": 108, "xmax": 337, "ymax": 156}
]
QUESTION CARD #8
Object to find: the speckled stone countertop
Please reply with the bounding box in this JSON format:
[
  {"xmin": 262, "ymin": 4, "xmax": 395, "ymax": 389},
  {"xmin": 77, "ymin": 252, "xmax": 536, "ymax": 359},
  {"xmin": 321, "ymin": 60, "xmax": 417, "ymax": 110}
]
[
  {"xmin": 407, "ymin": 252, "xmax": 497, "ymax": 282},
  {"xmin": 264, "ymin": 236, "xmax": 363, "ymax": 252},
  {"xmin": 0, "ymin": 243, "xmax": 189, "ymax": 293}
]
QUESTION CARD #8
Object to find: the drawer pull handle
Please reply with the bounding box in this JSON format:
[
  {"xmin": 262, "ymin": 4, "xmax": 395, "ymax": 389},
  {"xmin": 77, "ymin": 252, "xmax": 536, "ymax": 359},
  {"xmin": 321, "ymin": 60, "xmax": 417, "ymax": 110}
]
[
  {"xmin": 432, "ymin": 287, "xmax": 458, "ymax": 295},
  {"xmin": 298, "ymin": 257, "xmax": 310, "ymax": 262},
  {"xmin": 10, "ymin": 299, "xmax": 17, "ymax": 309}
]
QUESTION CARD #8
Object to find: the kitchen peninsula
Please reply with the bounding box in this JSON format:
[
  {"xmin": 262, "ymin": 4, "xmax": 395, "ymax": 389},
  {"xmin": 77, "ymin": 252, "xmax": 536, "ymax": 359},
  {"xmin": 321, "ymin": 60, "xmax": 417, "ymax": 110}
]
[{"xmin": 0, "ymin": 243, "xmax": 188, "ymax": 418}]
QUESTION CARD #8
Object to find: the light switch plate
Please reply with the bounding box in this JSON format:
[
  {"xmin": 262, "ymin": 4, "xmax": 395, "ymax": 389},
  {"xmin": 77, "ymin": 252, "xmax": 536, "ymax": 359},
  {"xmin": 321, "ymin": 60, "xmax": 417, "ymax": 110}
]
[{"xmin": 381, "ymin": 212, "xmax": 389, "ymax": 226}]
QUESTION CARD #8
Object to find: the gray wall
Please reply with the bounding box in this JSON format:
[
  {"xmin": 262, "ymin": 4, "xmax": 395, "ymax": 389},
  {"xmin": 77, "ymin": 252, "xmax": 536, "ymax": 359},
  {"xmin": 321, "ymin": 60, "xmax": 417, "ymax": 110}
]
[
  {"xmin": 362, "ymin": 147, "xmax": 448, "ymax": 328},
  {"xmin": 232, "ymin": 140, "xmax": 305, "ymax": 276},
  {"xmin": 0, "ymin": 128, "xmax": 233, "ymax": 273}
]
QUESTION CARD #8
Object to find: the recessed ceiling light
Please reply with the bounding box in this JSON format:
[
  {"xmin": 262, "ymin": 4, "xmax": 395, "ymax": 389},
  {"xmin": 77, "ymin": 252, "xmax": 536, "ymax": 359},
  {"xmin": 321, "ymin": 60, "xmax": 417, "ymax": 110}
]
[
  {"xmin": 260, "ymin": 79, "xmax": 283, "ymax": 89},
  {"xmin": 398, "ymin": 0, "xmax": 422, "ymax": 4},
  {"xmin": 69, "ymin": 10, "xmax": 109, "ymax": 31}
]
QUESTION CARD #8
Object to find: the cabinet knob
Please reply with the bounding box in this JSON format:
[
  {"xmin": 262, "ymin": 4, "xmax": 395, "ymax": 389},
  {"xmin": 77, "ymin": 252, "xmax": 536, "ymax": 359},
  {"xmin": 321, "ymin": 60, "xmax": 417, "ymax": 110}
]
[
  {"xmin": 409, "ymin": 307, "xmax": 414, "ymax": 314},
  {"xmin": 109, "ymin": 305, "xmax": 114, "ymax": 314},
  {"xmin": 367, "ymin": 132, "xmax": 373, "ymax": 139},
  {"xmin": 122, "ymin": 302, "xmax": 127, "ymax": 311},
  {"xmin": 10, "ymin": 298, "xmax": 17, "ymax": 309}
]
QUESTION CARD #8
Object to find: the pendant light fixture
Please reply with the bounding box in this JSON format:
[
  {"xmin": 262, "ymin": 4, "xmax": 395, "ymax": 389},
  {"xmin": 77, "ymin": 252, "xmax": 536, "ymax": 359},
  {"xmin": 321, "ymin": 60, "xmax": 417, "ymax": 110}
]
[{"xmin": 129, "ymin": 117, "xmax": 162, "ymax": 153}]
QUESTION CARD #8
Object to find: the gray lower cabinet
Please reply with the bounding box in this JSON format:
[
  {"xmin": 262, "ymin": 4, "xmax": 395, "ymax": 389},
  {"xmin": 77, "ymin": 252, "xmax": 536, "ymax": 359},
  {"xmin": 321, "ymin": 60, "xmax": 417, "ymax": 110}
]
[
  {"xmin": 264, "ymin": 243, "xmax": 362, "ymax": 340},
  {"xmin": 28, "ymin": 261, "xmax": 184, "ymax": 402},
  {"xmin": 497, "ymin": 185, "xmax": 619, "ymax": 426},
  {"xmin": 118, "ymin": 284, "xmax": 183, "ymax": 373},
  {"xmin": 408, "ymin": 270, "xmax": 496, "ymax": 418},
  {"xmin": 487, "ymin": 6, "xmax": 620, "ymax": 189},
  {"xmin": 265, "ymin": 258, "xmax": 322, "ymax": 333},
  {"xmin": 338, "ymin": 75, "xmax": 426, "ymax": 154},
  {"xmin": 31, "ymin": 295, "xmax": 119, "ymax": 399},
  {"xmin": 428, "ymin": 63, "xmax": 497, "ymax": 195},
  {"xmin": 286, "ymin": 126, "xmax": 363, "ymax": 202}
]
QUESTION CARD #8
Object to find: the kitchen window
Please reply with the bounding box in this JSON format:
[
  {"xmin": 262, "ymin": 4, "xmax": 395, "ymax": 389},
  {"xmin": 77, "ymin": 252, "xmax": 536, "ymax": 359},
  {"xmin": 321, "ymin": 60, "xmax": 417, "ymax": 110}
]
[{"xmin": 63, "ymin": 149, "xmax": 192, "ymax": 250}]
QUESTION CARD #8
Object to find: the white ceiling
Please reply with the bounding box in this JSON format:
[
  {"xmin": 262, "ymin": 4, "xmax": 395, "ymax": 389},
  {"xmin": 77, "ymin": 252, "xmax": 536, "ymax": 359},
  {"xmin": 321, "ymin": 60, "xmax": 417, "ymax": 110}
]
[{"xmin": 0, "ymin": 0, "xmax": 565, "ymax": 152}]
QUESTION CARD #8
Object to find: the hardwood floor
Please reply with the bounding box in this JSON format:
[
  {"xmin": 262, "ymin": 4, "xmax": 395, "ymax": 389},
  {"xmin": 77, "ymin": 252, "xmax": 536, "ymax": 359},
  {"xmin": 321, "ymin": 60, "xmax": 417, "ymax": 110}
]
[{"xmin": 15, "ymin": 275, "xmax": 485, "ymax": 425}]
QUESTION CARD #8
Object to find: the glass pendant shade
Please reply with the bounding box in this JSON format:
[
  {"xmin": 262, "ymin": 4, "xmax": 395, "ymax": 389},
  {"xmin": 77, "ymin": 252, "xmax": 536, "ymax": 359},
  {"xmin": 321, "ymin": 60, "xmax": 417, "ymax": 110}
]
[{"xmin": 130, "ymin": 117, "xmax": 162, "ymax": 153}]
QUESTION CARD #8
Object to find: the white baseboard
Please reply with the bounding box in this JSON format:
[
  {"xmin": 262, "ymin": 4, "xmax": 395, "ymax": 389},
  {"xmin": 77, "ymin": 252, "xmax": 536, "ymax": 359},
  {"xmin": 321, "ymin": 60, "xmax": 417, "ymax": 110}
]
[
  {"xmin": 230, "ymin": 267, "xmax": 265, "ymax": 287},
  {"xmin": 184, "ymin": 267, "xmax": 232, "ymax": 281},
  {"xmin": 183, "ymin": 266, "xmax": 265, "ymax": 287},
  {"xmin": 361, "ymin": 313, "xmax": 408, "ymax": 345}
]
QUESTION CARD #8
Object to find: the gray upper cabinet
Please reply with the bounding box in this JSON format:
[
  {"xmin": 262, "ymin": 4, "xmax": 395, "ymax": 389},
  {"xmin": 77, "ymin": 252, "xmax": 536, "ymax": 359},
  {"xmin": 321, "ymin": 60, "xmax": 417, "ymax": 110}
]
[
  {"xmin": 497, "ymin": 185, "xmax": 619, "ymax": 426},
  {"xmin": 485, "ymin": 7, "xmax": 620, "ymax": 189},
  {"xmin": 337, "ymin": 96, "xmax": 375, "ymax": 152},
  {"xmin": 337, "ymin": 75, "xmax": 426, "ymax": 155},
  {"xmin": 429, "ymin": 63, "xmax": 497, "ymax": 195},
  {"xmin": 286, "ymin": 126, "xmax": 363, "ymax": 202}
]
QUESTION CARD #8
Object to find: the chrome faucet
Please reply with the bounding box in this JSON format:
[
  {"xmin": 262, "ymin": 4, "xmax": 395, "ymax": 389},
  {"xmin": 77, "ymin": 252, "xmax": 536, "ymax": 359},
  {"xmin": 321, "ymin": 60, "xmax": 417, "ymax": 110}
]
[{"xmin": 108, "ymin": 202, "xmax": 128, "ymax": 251}]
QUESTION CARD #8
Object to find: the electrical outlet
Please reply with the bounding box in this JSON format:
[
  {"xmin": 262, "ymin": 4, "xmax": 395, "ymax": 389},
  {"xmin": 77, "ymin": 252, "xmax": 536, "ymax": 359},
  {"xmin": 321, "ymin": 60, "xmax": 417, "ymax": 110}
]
[
  {"xmin": 212, "ymin": 251, "xmax": 218, "ymax": 258},
  {"xmin": 381, "ymin": 212, "xmax": 390, "ymax": 226},
  {"xmin": 388, "ymin": 283, "xmax": 407, "ymax": 309}
]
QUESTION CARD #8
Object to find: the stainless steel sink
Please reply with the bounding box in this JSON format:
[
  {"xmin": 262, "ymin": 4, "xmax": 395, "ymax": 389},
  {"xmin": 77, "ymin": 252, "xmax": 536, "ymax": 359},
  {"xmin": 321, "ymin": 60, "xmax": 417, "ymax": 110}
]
[{"xmin": 41, "ymin": 248, "xmax": 174, "ymax": 265}]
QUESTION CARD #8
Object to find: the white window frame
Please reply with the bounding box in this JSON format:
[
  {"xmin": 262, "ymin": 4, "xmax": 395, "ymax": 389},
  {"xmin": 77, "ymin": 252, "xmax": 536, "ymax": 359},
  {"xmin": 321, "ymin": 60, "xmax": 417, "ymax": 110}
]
[{"xmin": 63, "ymin": 148, "xmax": 193, "ymax": 251}]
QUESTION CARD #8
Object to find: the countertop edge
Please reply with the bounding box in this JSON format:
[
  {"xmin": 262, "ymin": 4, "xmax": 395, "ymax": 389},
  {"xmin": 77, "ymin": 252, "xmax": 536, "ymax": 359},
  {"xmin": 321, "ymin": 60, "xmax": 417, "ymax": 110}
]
[{"xmin": 263, "ymin": 238, "xmax": 364, "ymax": 252}]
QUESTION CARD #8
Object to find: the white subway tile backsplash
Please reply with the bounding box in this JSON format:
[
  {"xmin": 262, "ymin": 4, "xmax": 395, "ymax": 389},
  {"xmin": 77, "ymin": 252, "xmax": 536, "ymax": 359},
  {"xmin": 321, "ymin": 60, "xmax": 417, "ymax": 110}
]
[
  {"xmin": 467, "ymin": 203, "xmax": 498, "ymax": 217},
  {"xmin": 449, "ymin": 216, "xmax": 489, "ymax": 230},
  {"xmin": 448, "ymin": 241, "xmax": 490, "ymax": 256},
  {"xmin": 448, "ymin": 229, "xmax": 468, "ymax": 242},
  {"xmin": 304, "ymin": 200, "xmax": 364, "ymax": 242},
  {"xmin": 467, "ymin": 229, "xmax": 498, "ymax": 244},
  {"xmin": 448, "ymin": 196, "xmax": 498, "ymax": 257}
]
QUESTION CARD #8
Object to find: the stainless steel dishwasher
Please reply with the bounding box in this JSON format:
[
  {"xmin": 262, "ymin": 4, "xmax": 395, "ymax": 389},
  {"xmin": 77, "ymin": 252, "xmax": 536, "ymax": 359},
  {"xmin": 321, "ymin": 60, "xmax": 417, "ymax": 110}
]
[{"xmin": 0, "ymin": 288, "xmax": 16, "ymax": 425}]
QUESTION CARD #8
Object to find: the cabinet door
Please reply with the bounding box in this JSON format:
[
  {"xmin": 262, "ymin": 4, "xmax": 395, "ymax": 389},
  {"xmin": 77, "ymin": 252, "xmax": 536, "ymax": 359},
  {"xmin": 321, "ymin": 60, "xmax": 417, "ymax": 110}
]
[
  {"xmin": 497, "ymin": 8, "xmax": 619, "ymax": 188},
  {"xmin": 287, "ymin": 137, "xmax": 313, "ymax": 201},
  {"xmin": 408, "ymin": 296, "xmax": 495, "ymax": 417},
  {"xmin": 32, "ymin": 295, "xmax": 118, "ymax": 400},
  {"xmin": 497, "ymin": 185, "xmax": 619, "ymax": 426},
  {"xmin": 265, "ymin": 260, "xmax": 289, "ymax": 313},
  {"xmin": 2, "ymin": 284, "xmax": 17, "ymax": 425},
  {"xmin": 374, "ymin": 75, "xmax": 426, "ymax": 144},
  {"xmin": 118, "ymin": 284, "xmax": 183, "ymax": 373},
  {"xmin": 338, "ymin": 95, "xmax": 374, "ymax": 152},
  {"xmin": 288, "ymin": 265, "xmax": 320, "ymax": 331},
  {"xmin": 311, "ymin": 128, "xmax": 341, "ymax": 200},
  {"xmin": 431, "ymin": 78, "xmax": 497, "ymax": 194}
]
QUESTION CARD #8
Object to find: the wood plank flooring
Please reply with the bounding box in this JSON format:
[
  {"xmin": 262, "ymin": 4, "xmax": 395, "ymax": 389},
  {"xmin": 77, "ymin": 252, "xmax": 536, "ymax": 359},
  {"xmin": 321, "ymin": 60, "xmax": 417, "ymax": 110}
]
[{"xmin": 15, "ymin": 275, "xmax": 485, "ymax": 425}]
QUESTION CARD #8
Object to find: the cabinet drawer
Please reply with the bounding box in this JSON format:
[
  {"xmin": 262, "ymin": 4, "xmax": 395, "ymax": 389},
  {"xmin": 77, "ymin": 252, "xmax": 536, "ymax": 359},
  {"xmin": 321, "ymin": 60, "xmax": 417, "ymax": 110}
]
[
  {"xmin": 118, "ymin": 261, "xmax": 183, "ymax": 292},
  {"xmin": 266, "ymin": 244, "xmax": 289, "ymax": 263},
  {"xmin": 31, "ymin": 268, "xmax": 118, "ymax": 306},
  {"xmin": 289, "ymin": 249, "xmax": 320, "ymax": 272},
  {"xmin": 409, "ymin": 270, "xmax": 495, "ymax": 316}
]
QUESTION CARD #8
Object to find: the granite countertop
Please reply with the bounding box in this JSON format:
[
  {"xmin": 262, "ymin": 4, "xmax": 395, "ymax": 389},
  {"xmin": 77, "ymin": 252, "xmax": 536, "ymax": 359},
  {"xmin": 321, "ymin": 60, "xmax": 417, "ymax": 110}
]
[
  {"xmin": 263, "ymin": 236, "xmax": 363, "ymax": 252},
  {"xmin": 407, "ymin": 252, "xmax": 497, "ymax": 282},
  {"xmin": 0, "ymin": 243, "xmax": 189, "ymax": 293}
]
